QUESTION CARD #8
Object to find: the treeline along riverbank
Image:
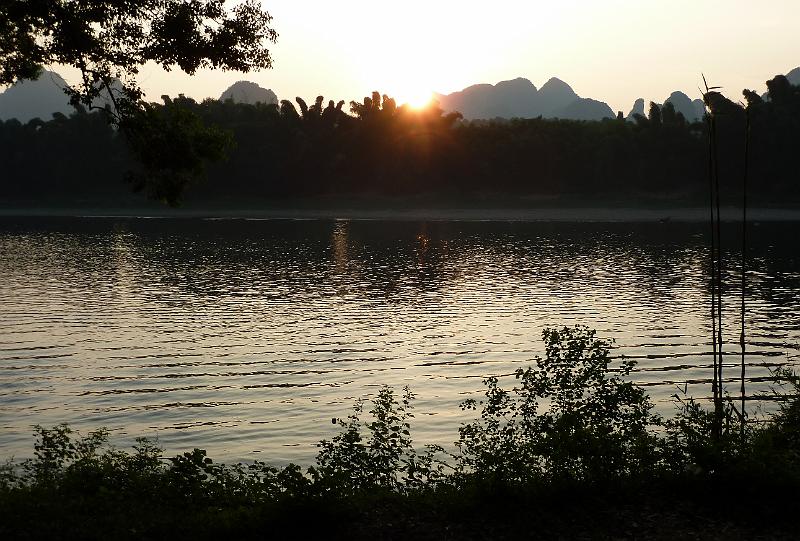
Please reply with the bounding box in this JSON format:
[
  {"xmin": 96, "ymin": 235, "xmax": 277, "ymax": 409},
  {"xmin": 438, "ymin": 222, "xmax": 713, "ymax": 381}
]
[{"xmin": 1, "ymin": 75, "xmax": 798, "ymax": 208}]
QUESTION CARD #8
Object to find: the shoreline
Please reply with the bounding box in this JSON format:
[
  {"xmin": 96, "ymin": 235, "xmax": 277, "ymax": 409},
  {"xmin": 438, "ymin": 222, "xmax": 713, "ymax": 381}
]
[{"xmin": 2, "ymin": 206, "xmax": 799, "ymax": 222}]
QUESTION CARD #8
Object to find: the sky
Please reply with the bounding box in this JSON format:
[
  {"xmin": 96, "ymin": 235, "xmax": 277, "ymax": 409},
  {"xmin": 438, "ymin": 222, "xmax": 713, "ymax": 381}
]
[{"xmin": 64, "ymin": 0, "xmax": 800, "ymax": 113}]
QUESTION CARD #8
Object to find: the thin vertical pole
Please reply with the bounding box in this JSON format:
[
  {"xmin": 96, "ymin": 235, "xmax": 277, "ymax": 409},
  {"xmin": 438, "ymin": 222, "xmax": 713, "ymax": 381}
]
[
  {"xmin": 706, "ymin": 110, "xmax": 720, "ymax": 431},
  {"xmin": 740, "ymin": 107, "xmax": 750, "ymax": 431},
  {"xmin": 713, "ymin": 113, "xmax": 724, "ymax": 419},
  {"xmin": 703, "ymin": 76, "xmax": 725, "ymax": 438}
]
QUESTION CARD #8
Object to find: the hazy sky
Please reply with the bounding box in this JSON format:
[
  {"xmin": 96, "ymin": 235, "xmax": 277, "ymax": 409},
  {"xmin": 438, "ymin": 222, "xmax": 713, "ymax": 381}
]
[{"xmin": 63, "ymin": 0, "xmax": 799, "ymax": 113}]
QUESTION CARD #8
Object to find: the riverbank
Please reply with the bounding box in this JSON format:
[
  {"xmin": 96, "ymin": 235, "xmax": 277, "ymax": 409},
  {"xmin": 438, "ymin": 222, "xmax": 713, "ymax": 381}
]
[
  {"xmin": 3, "ymin": 205, "xmax": 800, "ymax": 222},
  {"xmin": 2, "ymin": 475, "xmax": 796, "ymax": 540},
  {"xmin": 3, "ymin": 327, "xmax": 799, "ymax": 540},
  {"xmin": 4, "ymin": 192, "xmax": 800, "ymax": 222},
  {"xmin": 2, "ymin": 411, "xmax": 798, "ymax": 541}
]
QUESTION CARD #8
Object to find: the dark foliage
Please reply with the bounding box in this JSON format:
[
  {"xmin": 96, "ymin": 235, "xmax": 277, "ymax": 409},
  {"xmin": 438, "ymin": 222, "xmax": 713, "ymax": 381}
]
[
  {"xmin": 1, "ymin": 327, "xmax": 799, "ymax": 540},
  {"xmin": 0, "ymin": 0, "xmax": 277, "ymax": 205},
  {"xmin": 456, "ymin": 327, "xmax": 660, "ymax": 484},
  {"xmin": 0, "ymin": 1, "xmax": 277, "ymax": 92},
  {"xmin": 3, "ymin": 76, "xmax": 799, "ymax": 207}
]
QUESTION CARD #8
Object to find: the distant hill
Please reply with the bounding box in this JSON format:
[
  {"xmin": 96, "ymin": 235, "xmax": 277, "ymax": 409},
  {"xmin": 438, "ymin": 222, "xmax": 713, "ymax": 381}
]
[
  {"xmin": 664, "ymin": 91, "xmax": 705, "ymax": 122},
  {"xmin": 433, "ymin": 78, "xmax": 539, "ymax": 119},
  {"xmin": 3, "ymin": 68, "xmax": 798, "ymax": 125},
  {"xmin": 626, "ymin": 92, "xmax": 705, "ymax": 123},
  {"xmin": 0, "ymin": 74, "xmax": 281, "ymax": 123},
  {"xmin": 0, "ymin": 71, "xmax": 127, "ymax": 123},
  {"xmin": 0, "ymin": 71, "xmax": 74, "ymax": 122},
  {"xmin": 627, "ymin": 98, "xmax": 645, "ymax": 121},
  {"xmin": 441, "ymin": 67, "xmax": 799, "ymax": 124},
  {"xmin": 435, "ymin": 77, "xmax": 615, "ymax": 121},
  {"xmin": 558, "ymin": 98, "xmax": 615, "ymax": 121},
  {"xmin": 220, "ymin": 81, "xmax": 278, "ymax": 105},
  {"xmin": 537, "ymin": 77, "xmax": 579, "ymax": 115}
]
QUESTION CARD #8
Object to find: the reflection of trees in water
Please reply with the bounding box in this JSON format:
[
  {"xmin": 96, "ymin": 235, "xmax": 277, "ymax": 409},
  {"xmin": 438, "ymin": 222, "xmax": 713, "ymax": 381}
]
[
  {"xmin": 0, "ymin": 220, "xmax": 132, "ymax": 301},
  {"xmin": 739, "ymin": 226, "xmax": 800, "ymax": 341},
  {"xmin": 318, "ymin": 222, "xmax": 717, "ymax": 308},
  {"xmin": 6, "ymin": 220, "xmax": 800, "ymax": 321},
  {"xmin": 443, "ymin": 223, "xmax": 707, "ymax": 303},
  {"xmin": 325, "ymin": 221, "xmax": 453, "ymax": 300},
  {"xmin": 40, "ymin": 219, "xmax": 453, "ymax": 304}
]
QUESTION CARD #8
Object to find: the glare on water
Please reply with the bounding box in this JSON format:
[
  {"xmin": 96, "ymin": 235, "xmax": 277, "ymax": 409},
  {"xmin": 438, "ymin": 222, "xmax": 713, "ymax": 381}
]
[{"xmin": 1, "ymin": 218, "xmax": 798, "ymax": 464}]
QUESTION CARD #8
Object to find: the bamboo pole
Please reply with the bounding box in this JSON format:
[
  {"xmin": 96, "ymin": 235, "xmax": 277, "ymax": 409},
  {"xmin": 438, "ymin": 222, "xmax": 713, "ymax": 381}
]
[
  {"xmin": 713, "ymin": 111, "xmax": 724, "ymax": 423},
  {"xmin": 707, "ymin": 112, "xmax": 720, "ymax": 420},
  {"xmin": 740, "ymin": 106, "xmax": 750, "ymax": 432},
  {"xmin": 703, "ymin": 75, "xmax": 724, "ymax": 439}
]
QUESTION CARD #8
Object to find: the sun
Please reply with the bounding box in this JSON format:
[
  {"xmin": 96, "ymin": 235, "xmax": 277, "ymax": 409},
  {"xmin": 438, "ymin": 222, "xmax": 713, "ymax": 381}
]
[
  {"xmin": 364, "ymin": 74, "xmax": 434, "ymax": 109},
  {"xmin": 402, "ymin": 88, "xmax": 433, "ymax": 109},
  {"xmin": 368, "ymin": 55, "xmax": 437, "ymax": 109}
]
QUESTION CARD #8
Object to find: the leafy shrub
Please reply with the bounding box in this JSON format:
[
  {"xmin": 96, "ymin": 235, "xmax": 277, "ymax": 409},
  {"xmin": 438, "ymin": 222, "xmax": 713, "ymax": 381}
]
[
  {"xmin": 738, "ymin": 368, "xmax": 800, "ymax": 481},
  {"xmin": 768, "ymin": 368, "xmax": 800, "ymax": 454},
  {"xmin": 311, "ymin": 386, "xmax": 448, "ymax": 494},
  {"xmin": 456, "ymin": 326, "xmax": 661, "ymax": 484}
]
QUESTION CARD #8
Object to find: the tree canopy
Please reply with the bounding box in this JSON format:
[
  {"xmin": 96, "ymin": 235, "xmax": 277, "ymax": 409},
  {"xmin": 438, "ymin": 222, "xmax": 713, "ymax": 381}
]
[{"xmin": 0, "ymin": 0, "xmax": 277, "ymax": 205}]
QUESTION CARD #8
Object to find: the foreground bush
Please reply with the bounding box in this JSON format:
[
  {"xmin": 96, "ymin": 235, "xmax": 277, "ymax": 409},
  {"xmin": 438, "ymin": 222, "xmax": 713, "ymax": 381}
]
[
  {"xmin": 456, "ymin": 327, "xmax": 660, "ymax": 484},
  {"xmin": 2, "ymin": 326, "xmax": 799, "ymax": 540}
]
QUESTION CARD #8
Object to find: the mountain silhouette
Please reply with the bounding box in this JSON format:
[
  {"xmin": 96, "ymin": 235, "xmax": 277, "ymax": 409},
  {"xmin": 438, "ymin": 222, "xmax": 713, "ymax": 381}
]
[
  {"xmin": 3, "ymin": 68, "xmax": 798, "ymax": 125},
  {"xmin": 664, "ymin": 91, "xmax": 705, "ymax": 122},
  {"xmin": 433, "ymin": 78, "xmax": 540, "ymax": 119},
  {"xmin": 0, "ymin": 71, "xmax": 74, "ymax": 122},
  {"xmin": 626, "ymin": 93, "xmax": 704, "ymax": 123},
  {"xmin": 627, "ymin": 98, "xmax": 646, "ymax": 121},
  {"xmin": 435, "ymin": 76, "xmax": 614, "ymax": 121},
  {"xmin": 558, "ymin": 98, "xmax": 615, "ymax": 121},
  {"xmin": 0, "ymin": 74, "xmax": 280, "ymax": 123},
  {"xmin": 0, "ymin": 71, "xmax": 128, "ymax": 122},
  {"xmin": 220, "ymin": 81, "xmax": 278, "ymax": 105},
  {"xmin": 537, "ymin": 77, "xmax": 579, "ymax": 114}
]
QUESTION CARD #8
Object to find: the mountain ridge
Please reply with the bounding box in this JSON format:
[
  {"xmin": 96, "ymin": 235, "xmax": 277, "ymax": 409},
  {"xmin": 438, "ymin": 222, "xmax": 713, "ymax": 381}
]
[
  {"xmin": 0, "ymin": 71, "xmax": 74, "ymax": 122},
  {"xmin": 2, "ymin": 68, "xmax": 798, "ymax": 123},
  {"xmin": 0, "ymin": 71, "xmax": 128, "ymax": 122},
  {"xmin": 435, "ymin": 76, "xmax": 612, "ymax": 121},
  {"xmin": 219, "ymin": 81, "xmax": 278, "ymax": 105}
]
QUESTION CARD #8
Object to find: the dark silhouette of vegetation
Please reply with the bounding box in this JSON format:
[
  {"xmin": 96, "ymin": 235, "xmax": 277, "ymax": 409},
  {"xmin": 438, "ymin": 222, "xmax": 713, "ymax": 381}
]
[
  {"xmin": 3, "ymin": 75, "xmax": 799, "ymax": 207},
  {"xmin": 2, "ymin": 326, "xmax": 799, "ymax": 540},
  {"xmin": 1, "ymin": 0, "xmax": 277, "ymax": 204},
  {"xmin": 457, "ymin": 327, "xmax": 659, "ymax": 485}
]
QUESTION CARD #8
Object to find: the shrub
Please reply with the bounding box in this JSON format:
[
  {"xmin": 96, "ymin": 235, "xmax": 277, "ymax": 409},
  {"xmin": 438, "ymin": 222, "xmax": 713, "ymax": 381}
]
[
  {"xmin": 456, "ymin": 326, "xmax": 661, "ymax": 484},
  {"xmin": 311, "ymin": 386, "xmax": 448, "ymax": 494}
]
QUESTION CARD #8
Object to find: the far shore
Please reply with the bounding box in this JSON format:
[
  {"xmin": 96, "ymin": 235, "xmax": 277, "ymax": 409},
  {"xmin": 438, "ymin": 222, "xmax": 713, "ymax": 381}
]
[{"xmin": 1, "ymin": 205, "xmax": 800, "ymax": 222}]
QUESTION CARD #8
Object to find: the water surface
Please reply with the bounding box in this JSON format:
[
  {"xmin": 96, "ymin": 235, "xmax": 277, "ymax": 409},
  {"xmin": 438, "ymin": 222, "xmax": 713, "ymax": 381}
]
[{"xmin": 1, "ymin": 217, "xmax": 798, "ymax": 463}]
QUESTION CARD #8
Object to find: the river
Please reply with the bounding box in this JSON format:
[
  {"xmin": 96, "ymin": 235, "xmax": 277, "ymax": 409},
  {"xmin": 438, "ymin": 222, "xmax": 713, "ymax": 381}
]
[{"xmin": 1, "ymin": 217, "xmax": 798, "ymax": 463}]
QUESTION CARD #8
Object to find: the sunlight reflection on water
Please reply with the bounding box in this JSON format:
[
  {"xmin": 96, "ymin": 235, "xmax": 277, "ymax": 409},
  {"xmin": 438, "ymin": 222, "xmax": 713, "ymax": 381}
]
[{"xmin": 1, "ymin": 217, "xmax": 799, "ymax": 464}]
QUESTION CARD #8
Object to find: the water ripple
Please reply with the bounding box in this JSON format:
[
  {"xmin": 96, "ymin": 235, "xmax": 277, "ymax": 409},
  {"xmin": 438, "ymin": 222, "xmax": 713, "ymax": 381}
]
[{"xmin": 1, "ymin": 218, "xmax": 799, "ymax": 464}]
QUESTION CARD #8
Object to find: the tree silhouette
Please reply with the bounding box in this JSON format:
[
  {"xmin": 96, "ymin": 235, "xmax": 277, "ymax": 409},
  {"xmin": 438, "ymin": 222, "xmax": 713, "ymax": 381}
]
[
  {"xmin": 0, "ymin": 0, "xmax": 278, "ymax": 205},
  {"xmin": 648, "ymin": 102, "xmax": 662, "ymax": 128},
  {"xmin": 3, "ymin": 78, "xmax": 799, "ymax": 207},
  {"xmin": 1, "ymin": 1, "xmax": 276, "ymax": 114}
]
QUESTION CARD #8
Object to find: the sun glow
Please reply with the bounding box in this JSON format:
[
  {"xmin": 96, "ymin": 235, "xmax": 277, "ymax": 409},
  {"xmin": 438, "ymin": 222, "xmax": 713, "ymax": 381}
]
[
  {"xmin": 352, "ymin": 8, "xmax": 442, "ymax": 111},
  {"xmin": 400, "ymin": 88, "xmax": 433, "ymax": 109},
  {"xmin": 371, "ymin": 65, "xmax": 437, "ymax": 110}
]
